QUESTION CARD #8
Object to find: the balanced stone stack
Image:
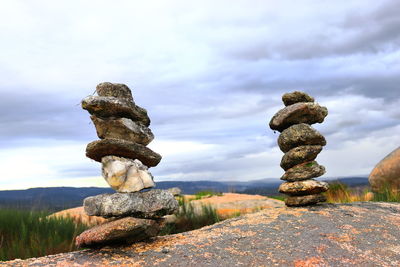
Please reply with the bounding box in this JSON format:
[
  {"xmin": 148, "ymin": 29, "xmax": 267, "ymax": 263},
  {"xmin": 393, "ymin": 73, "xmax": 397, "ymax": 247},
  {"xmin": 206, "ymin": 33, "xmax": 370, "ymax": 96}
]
[
  {"xmin": 75, "ymin": 82, "xmax": 178, "ymax": 247},
  {"xmin": 269, "ymin": 91, "xmax": 329, "ymax": 207}
]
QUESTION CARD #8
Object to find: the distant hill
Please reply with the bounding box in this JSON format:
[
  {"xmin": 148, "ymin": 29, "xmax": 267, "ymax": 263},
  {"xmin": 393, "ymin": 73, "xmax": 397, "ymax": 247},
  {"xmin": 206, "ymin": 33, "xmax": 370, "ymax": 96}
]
[{"xmin": 0, "ymin": 177, "xmax": 368, "ymax": 211}]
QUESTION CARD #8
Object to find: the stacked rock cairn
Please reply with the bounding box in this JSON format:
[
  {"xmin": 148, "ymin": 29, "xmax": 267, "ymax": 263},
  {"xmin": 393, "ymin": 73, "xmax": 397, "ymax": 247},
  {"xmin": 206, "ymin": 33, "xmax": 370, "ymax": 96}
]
[
  {"xmin": 269, "ymin": 91, "xmax": 330, "ymax": 207},
  {"xmin": 75, "ymin": 82, "xmax": 179, "ymax": 247}
]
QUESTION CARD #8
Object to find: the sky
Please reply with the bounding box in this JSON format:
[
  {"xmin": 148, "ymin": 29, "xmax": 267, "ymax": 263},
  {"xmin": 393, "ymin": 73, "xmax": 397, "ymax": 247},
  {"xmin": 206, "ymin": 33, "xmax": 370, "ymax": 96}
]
[{"xmin": 0, "ymin": 0, "xmax": 399, "ymax": 189}]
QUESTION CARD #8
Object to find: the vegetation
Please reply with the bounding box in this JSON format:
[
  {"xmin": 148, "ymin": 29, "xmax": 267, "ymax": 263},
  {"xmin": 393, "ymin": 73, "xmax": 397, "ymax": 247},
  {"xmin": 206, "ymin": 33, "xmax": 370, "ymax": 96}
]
[
  {"xmin": 193, "ymin": 190, "xmax": 223, "ymax": 200},
  {"xmin": 0, "ymin": 209, "xmax": 88, "ymax": 261}
]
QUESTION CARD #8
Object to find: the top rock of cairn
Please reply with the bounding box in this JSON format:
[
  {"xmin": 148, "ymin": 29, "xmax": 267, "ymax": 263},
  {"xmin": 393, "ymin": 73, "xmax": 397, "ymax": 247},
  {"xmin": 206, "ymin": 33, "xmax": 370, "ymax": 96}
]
[
  {"xmin": 96, "ymin": 82, "xmax": 134, "ymax": 102},
  {"xmin": 282, "ymin": 91, "xmax": 315, "ymax": 106}
]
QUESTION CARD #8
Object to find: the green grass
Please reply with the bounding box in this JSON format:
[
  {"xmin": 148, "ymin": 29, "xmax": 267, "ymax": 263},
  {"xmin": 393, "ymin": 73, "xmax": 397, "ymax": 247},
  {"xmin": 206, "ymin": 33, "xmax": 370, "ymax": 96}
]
[
  {"xmin": 193, "ymin": 190, "xmax": 222, "ymax": 200},
  {"xmin": 0, "ymin": 209, "xmax": 88, "ymax": 261}
]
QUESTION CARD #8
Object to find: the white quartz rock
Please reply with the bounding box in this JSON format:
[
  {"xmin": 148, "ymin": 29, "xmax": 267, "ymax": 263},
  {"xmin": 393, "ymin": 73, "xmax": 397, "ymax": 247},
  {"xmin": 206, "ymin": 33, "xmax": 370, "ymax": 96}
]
[{"xmin": 101, "ymin": 156, "xmax": 155, "ymax": 192}]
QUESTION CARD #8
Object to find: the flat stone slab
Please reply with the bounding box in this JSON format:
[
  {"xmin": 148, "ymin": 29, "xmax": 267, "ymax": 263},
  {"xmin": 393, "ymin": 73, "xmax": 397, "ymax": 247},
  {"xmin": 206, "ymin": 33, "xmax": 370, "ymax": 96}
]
[
  {"xmin": 84, "ymin": 189, "xmax": 179, "ymax": 218},
  {"xmin": 75, "ymin": 217, "xmax": 161, "ymax": 248},
  {"xmin": 82, "ymin": 96, "xmax": 150, "ymax": 127},
  {"xmin": 281, "ymin": 161, "xmax": 326, "ymax": 181},
  {"xmin": 282, "ymin": 91, "xmax": 314, "ymax": 106},
  {"xmin": 91, "ymin": 115, "xmax": 154, "ymax": 145},
  {"xmin": 280, "ymin": 145, "xmax": 322, "ymax": 170},
  {"xmin": 285, "ymin": 193, "xmax": 327, "ymax": 206},
  {"xmin": 269, "ymin": 102, "xmax": 328, "ymax": 132},
  {"xmin": 279, "ymin": 179, "xmax": 329, "ymax": 196},
  {"xmin": 278, "ymin": 123, "xmax": 326, "ymax": 153},
  {"xmin": 86, "ymin": 139, "xmax": 161, "ymax": 167},
  {"xmin": 96, "ymin": 82, "xmax": 134, "ymax": 102},
  {"xmin": 9, "ymin": 202, "xmax": 400, "ymax": 266}
]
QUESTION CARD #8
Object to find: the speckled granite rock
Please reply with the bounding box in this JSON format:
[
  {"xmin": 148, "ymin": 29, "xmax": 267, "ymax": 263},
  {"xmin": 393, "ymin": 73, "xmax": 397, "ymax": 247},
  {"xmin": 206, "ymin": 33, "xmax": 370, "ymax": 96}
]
[
  {"xmin": 278, "ymin": 123, "xmax": 326, "ymax": 153},
  {"xmin": 279, "ymin": 180, "xmax": 329, "ymax": 196},
  {"xmin": 280, "ymin": 145, "xmax": 322, "ymax": 171},
  {"xmin": 84, "ymin": 189, "xmax": 179, "ymax": 218},
  {"xmin": 91, "ymin": 116, "xmax": 154, "ymax": 145},
  {"xmin": 285, "ymin": 193, "xmax": 327, "ymax": 206},
  {"xmin": 282, "ymin": 91, "xmax": 314, "ymax": 106},
  {"xmin": 86, "ymin": 138, "xmax": 161, "ymax": 167},
  {"xmin": 75, "ymin": 217, "xmax": 161, "ymax": 248},
  {"xmin": 281, "ymin": 161, "xmax": 325, "ymax": 181},
  {"xmin": 7, "ymin": 202, "xmax": 400, "ymax": 267},
  {"xmin": 269, "ymin": 102, "xmax": 328, "ymax": 132},
  {"xmin": 96, "ymin": 82, "xmax": 134, "ymax": 102}
]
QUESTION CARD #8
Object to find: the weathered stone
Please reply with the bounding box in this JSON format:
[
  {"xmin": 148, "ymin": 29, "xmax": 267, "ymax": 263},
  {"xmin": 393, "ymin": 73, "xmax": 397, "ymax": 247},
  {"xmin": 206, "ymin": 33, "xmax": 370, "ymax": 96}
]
[
  {"xmin": 96, "ymin": 82, "xmax": 134, "ymax": 102},
  {"xmin": 82, "ymin": 96, "xmax": 150, "ymax": 126},
  {"xmin": 269, "ymin": 102, "xmax": 328, "ymax": 132},
  {"xmin": 279, "ymin": 180, "xmax": 329, "ymax": 196},
  {"xmin": 91, "ymin": 116, "xmax": 154, "ymax": 145},
  {"xmin": 86, "ymin": 139, "xmax": 161, "ymax": 167},
  {"xmin": 168, "ymin": 187, "xmax": 182, "ymax": 196},
  {"xmin": 102, "ymin": 156, "xmax": 155, "ymax": 193},
  {"xmin": 75, "ymin": 217, "xmax": 161, "ymax": 248},
  {"xmin": 285, "ymin": 193, "xmax": 326, "ymax": 207},
  {"xmin": 280, "ymin": 145, "xmax": 322, "ymax": 171},
  {"xmin": 369, "ymin": 147, "xmax": 400, "ymax": 193},
  {"xmin": 278, "ymin": 123, "xmax": 326, "ymax": 153},
  {"xmin": 282, "ymin": 91, "xmax": 314, "ymax": 106},
  {"xmin": 84, "ymin": 189, "xmax": 179, "ymax": 218},
  {"xmin": 281, "ymin": 161, "xmax": 325, "ymax": 181}
]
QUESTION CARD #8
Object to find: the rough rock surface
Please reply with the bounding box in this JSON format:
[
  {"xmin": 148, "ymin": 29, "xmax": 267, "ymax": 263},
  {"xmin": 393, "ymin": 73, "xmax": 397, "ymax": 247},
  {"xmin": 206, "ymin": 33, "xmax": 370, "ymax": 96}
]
[
  {"xmin": 285, "ymin": 193, "xmax": 327, "ymax": 206},
  {"xmin": 7, "ymin": 202, "xmax": 400, "ymax": 267},
  {"xmin": 369, "ymin": 147, "xmax": 400, "ymax": 192},
  {"xmin": 281, "ymin": 161, "xmax": 326, "ymax": 181},
  {"xmin": 84, "ymin": 189, "xmax": 179, "ymax": 219},
  {"xmin": 167, "ymin": 187, "xmax": 182, "ymax": 196},
  {"xmin": 282, "ymin": 91, "xmax": 314, "ymax": 106},
  {"xmin": 279, "ymin": 179, "xmax": 329, "ymax": 196},
  {"xmin": 278, "ymin": 123, "xmax": 326, "ymax": 152},
  {"xmin": 86, "ymin": 139, "xmax": 162, "ymax": 167},
  {"xmin": 96, "ymin": 82, "xmax": 134, "ymax": 102},
  {"xmin": 280, "ymin": 145, "xmax": 322, "ymax": 170},
  {"xmin": 82, "ymin": 96, "xmax": 150, "ymax": 126},
  {"xmin": 269, "ymin": 102, "xmax": 328, "ymax": 132},
  {"xmin": 102, "ymin": 156, "xmax": 155, "ymax": 193},
  {"xmin": 91, "ymin": 116, "xmax": 154, "ymax": 145},
  {"xmin": 75, "ymin": 217, "xmax": 161, "ymax": 248}
]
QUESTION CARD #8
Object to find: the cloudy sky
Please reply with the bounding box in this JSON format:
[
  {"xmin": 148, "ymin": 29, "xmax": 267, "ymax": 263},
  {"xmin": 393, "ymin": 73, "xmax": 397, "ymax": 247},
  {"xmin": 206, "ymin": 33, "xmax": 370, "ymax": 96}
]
[{"xmin": 0, "ymin": 0, "xmax": 399, "ymax": 189}]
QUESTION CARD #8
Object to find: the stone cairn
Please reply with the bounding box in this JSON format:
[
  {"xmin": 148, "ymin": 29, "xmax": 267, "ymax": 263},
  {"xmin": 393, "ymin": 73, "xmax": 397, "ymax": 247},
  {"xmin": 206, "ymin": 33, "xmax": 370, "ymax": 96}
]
[
  {"xmin": 269, "ymin": 91, "xmax": 329, "ymax": 207},
  {"xmin": 75, "ymin": 82, "xmax": 179, "ymax": 247}
]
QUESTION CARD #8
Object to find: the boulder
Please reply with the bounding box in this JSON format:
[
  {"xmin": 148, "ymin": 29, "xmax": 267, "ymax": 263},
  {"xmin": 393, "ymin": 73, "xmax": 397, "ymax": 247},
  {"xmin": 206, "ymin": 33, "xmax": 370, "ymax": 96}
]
[
  {"xmin": 84, "ymin": 189, "xmax": 179, "ymax": 219},
  {"xmin": 82, "ymin": 96, "xmax": 150, "ymax": 126},
  {"xmin": 102, "ymin": 156, "xmax": 155, "ymax": 193},
  {"xmin": 86, "ymin": 139, "xmax": 162, "ymax": 167},
  {"xmin": 280, "ymin": 145, "xmax": 322, "ymax": 170},
  {"xmin": 75, "ymin": 217, "xmax": 161, "ymax": 248},
  {"xmin": 369, "ymin": 147, "xmax": 400, "ymax": 192},
  {"xmin": 278, "ymin": 123, "xmax": 326, "ymax": 153},
  {"xmin": 96, "ymin": 82, "xmax": 134, "ymax": 102},
  {"xmin": 282, "ymin": 91, "xmax": 314, "ymax": 106},
  {"xmin": 167, "ymin": 187, "xmax": 182, "ymax": 196},
  {"xmin": 285, "ymin": 193, "xmax": 326, "ymax": 207},
  {"xmin": 269, "ymin": 102, "xmax": 328, "ymax": 132},
  {"xmin": 91, "ymin": 116, "xmax": 154, "ymax": 145},
  {"xmin": 279, "ymin": 180, "xmax": 329, "ymax": 196},
  {"xmin": 281, "ymin": 161, "xmax": 325, "ymax": 181}
]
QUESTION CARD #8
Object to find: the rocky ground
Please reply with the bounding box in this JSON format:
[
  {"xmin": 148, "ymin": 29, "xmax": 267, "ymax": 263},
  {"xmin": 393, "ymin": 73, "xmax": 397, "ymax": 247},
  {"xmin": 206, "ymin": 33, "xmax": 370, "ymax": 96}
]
[{"xmin": 4, "ymin": 202, "xmax": 400, "ymax": 266}]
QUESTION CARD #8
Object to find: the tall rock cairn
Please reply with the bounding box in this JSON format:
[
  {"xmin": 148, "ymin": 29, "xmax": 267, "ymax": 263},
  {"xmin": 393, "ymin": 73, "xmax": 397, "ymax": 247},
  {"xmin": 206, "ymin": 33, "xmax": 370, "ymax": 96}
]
[
  {"xmin": 75, "ymin": 82, "xmax": 178, "ymax": 248},
  {"xmin": 269, "ymin": 91, "xmax": 329, "ymax": 207}
]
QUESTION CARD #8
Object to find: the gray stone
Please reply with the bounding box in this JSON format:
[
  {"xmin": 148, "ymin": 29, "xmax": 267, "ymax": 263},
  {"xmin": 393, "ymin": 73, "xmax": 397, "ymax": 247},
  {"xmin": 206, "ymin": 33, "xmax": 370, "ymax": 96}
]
[
  {"xmin": 102, "ymin": 156, "xmax": 155, "ymax": 193},
  {"xmin": 75, "ymin": 217, "xmax": 161, "ymax": 248},
  {"xmin": 280, "ymin": 145, "xmax": 322, "ymax": 171},
  {"xmin": 282, "ymin": 91, "xmax": 314, "ymax": 106},
  {"xmin": 82, "ymin": 96, "xmax": 150, "ymax": 126},
  {"xmin": 278, "ymin": 123, "xmax": 326, "ymax": 153},
  {"xmin": 285, "ymin": 193, "xmax": 327, "ymax": 207},
  {"xmin": 96, "ymin": 82, "xmax": 134, "ymax": 102},
  {"xmin": 269, "ymin": 102, "xmax": 328, "ymax": 132},
  {"xmin": 91, "ymin": 115, "xmax": 154, "ymax": 145},
  {"xmin": 167, "ymin": 187, "xmax": 182, "ymax": 196},
  {"xmin": 84, "ymin": 189, "xmax": 179, "ymax": 218},
  {"xmin": 279, "ymin": 179, "xmax": 329, "ymax": 196},
  {"xmin": 369, "ymin": 146, "xmax": 400, "ymax": 193},
  {"xmin": 86, "ymin": 138, "xmax": 162, "ymax": 167},
  {"xmin": 281, "ymin": 161, "xmax": 325, "ymax": 181}
]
